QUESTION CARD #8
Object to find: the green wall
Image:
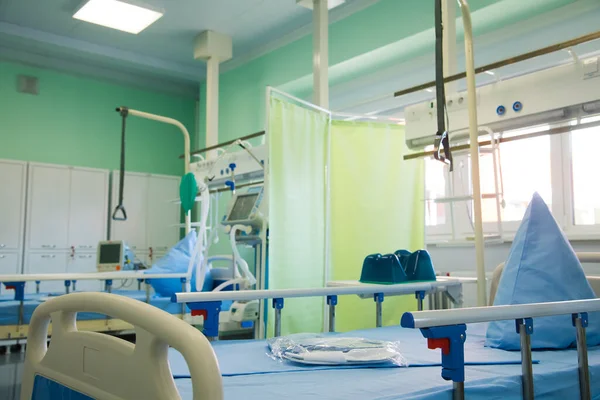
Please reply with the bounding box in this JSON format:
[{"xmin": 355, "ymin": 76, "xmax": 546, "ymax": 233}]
[{"xmin": 0, "ymin": 61, "xmax": 196, "ymax": 176}]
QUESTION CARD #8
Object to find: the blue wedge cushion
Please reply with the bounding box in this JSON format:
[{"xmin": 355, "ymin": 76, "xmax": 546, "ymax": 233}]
[
  {"xmin": 145, "ymin": 231, "xmax": 213, "ymax": 296},
  {"xmin": 486, "ymin": 193, "xmax": 600, "ymax": 350}
]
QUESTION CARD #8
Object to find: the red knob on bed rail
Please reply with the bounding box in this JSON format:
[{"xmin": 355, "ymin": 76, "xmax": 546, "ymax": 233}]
[{"xmin": 427, "ymin": 338, "xmax": 450, "ymax": 355}]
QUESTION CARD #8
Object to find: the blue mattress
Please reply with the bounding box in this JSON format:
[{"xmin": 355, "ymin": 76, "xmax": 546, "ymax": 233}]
[{"xmin": 171, "ymin": 323, "xmax": 600, "ymax": 399}]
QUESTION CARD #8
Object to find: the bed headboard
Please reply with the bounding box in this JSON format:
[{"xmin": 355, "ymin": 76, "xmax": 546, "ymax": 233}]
[{"xmin": 20, "ymin": 292, "xmax": 223, "ymax": 400}]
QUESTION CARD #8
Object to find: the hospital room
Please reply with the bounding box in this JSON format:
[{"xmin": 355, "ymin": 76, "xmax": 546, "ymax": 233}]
[{"xmin": 1, "ymin": 0, "xmax": 600, "ymax": 398}]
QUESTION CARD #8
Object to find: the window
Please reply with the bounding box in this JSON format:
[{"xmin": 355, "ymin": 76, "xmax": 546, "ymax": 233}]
[
  {"xmin": 571, "ymin": 123, "xmax": 600, "ymax": 226},
  {"xmin": 424, "ymin": 117, "xmax": 600, "ymax": 243},
  {"xmin": 425, "ymin": 157, "xmax": 447, "ymax": 227},
  {"xmin": 480, "ymin": 134, "xmax": 552, "ymax": 223}
]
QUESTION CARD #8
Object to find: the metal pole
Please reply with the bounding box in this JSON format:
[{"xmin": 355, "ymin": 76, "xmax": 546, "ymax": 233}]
[
  {"xmin": 374, "ymin": 293, "xmax": 384, "ymax": 328},
  {"xmin": 416, "ymin": 291, "xmax": 425, "ymax": 311},
  {"xmin": 274, "ymin": 308, "xmax": 282, "ymax": 337},
  {"xmin": 458, "ymin": 0, "xmax": 487, "ymax": 307},
  {"xmin": 518, "ymin": 319, "xmax": 535, "ymax": 400},
  {"xmin": 574, "ymin": 314, "xmax": 591, "ymax": 400},
  {"xmin": 453, "ymin": 381, "xmax": 465, "ymax": 400},
  {"xmin": 442, "ymin": 292, "xmax": 450, "ymax": 309},
  {"xmin": 273, "ymin": 298, "xmax": 284, "ymax": 337},
  {"xmin": 35, "ymin": 281, "xmax": 40, "ymax": 294},
  {"xmin": 18, "ymin": 300, "xmax": 24, "ymax": 327},
  {"xmin": 394, "ymin": 30, "xmax": 600, "ymax": 98},
  {"xmin": 327, "ymin": 295, "xmax": 337, "ymax": 333},
  {"xmin": 145, "ymin": 281, "xmax": 151, "ymax": 303},
  {"xmin": 428, "ymin": 293, "xmax": 434, "ymax": 310},
  {"xmin": 72, "ymin": 281, "xmax": 77, "ymax": 291},
  {"xmin": 181, "ymin": 280, "xmax": 187, "ymax": 319}
]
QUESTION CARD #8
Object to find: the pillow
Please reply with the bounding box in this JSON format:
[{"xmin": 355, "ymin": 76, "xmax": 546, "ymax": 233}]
[
  {"xmin": 144, "ymin": 230, "xmax": 213, "ymax": 297},
  {"xmin": 485, "ymin": 193, "xmax": 599, "ymax": 350}
]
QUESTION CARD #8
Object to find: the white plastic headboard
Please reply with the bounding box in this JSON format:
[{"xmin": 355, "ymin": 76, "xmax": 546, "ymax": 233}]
[{"xmin": 20, "ymin": 292, "xmax": 223, "ymax": 400}]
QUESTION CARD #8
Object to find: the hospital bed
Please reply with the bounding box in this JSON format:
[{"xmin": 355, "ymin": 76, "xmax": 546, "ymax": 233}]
[
  {"xmin": 0, "ymin": 272, "xmax": 190, "ymax": 343},
  {"xmin": 19, "ymin": 285, "xmax": 600, "ymax": 400}
]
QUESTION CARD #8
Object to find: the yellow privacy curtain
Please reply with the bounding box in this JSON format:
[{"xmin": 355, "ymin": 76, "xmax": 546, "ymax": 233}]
[
  {"xmin": 268, "ymin": 96, "xmax": 328, "ymax": 336},
  {"xmin": 329, "ymin": 120, "xmax": 425, "ymax": 332}
]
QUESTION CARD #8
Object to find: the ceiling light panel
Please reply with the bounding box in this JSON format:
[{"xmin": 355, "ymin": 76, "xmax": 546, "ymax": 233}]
[{"xmin": 73, "ymin": 0, "xmax": 163, "ymax": 34}]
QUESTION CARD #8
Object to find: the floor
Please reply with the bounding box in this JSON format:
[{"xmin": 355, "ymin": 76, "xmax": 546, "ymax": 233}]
[{"xmin": 0, "ymin": 347, "xmax": 25, "ymax": 400}]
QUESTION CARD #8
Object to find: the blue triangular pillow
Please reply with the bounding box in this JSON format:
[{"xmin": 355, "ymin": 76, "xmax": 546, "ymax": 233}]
[
  {"xmin": 144, "ymin": 230, "xmax": 213, "ymax": 297},
  {"xmin": 485, "ymin": 193, "xmax": 599, "ymax": 350}
]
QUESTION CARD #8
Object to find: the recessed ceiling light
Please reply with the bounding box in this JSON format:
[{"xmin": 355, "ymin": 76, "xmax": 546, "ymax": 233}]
[{"xmin": 73, "ymin": 0, "xmax": 163, "ymax": 34}]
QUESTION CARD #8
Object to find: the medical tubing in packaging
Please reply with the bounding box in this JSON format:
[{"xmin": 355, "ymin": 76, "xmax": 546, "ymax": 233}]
[{"xmin": 267, "ymin": 334, "xmax": 408, "ymax": 367}]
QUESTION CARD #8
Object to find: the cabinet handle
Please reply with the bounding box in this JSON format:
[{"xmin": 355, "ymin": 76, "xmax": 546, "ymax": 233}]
[
  {"xmin": 41, "ymin": 245, "xmax": 56, "ymax": 249},
  {"xmin": 41, "ymin": 255, "xmax": 56, "ymax": 259},
  {"xmin": 78, "ymin": 245, "xmax": 93, "ymax": 249},
  {"xmin": 78, "ymin": 255, "xmax": 93, "ymax": 259}
]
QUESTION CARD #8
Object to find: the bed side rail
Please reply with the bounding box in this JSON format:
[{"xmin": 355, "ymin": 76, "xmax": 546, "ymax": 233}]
[{"xmin": 401, "ymin": 298, "xmax": 600, "ymax": 400}]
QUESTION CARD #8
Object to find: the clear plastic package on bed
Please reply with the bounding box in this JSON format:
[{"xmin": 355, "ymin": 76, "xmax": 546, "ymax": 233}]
[{"xmin": 267, "ymin": 334, "xmax": 408, "ymax": 366}]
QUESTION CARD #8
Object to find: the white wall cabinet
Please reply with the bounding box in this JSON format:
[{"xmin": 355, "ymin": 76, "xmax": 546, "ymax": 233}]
[
  {"xmin": 24, "ymin": 253, "xmax": 69, "ymax": 294},
  {"xmin": 111, "ymin": 172, "xmax": 180, "ymax": 258},
  {"xmin": 0, "ymin": 160, "xmax": 27, "ymax": 251},
  {"xmin": 68, "ymin": 254, "xmax": 102, "ymax": 292},
  {"xmin": 26, "ymin": 164, "xmax": 71, "ymax": 250},
  {"xmin": 26, "ymin": 163, "xmax": 109, "ymax": 252},
  {"xmin": 0, "ymin": 159, "xmax": 27, "ymax": 275},
  {"xmin": 0, "ymin": 253, "xmax": 20, "ymax": 275}
]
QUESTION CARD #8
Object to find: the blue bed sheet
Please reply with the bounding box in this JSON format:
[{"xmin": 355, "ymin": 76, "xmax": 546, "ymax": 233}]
[
  {"xmin": 169, "ymin": 323, "xmax": 530, "ymax": 377},
  {"xmin": 172, "ymin": 323, "xmax": 600, "ymax": 399}
]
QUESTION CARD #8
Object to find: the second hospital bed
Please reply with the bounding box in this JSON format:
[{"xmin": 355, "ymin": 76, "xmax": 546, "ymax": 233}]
[{"xmin": 19, "ymin": 291, "xmax": 600, "ymax": 400}]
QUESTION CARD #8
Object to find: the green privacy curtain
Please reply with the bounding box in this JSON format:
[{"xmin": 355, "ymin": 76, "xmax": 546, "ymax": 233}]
[
  {"xmin": 329, "ymin": 120, "xmax": 425, "ymax": 332},
  {"xmin": 268, "ymin": 96, "xmax": 328, "ymax": 336}
]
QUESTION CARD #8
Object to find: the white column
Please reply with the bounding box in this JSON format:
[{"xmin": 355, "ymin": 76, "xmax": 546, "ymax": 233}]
[
  {"xmin": 205, "ymin": 57, "xmax": 220, "ymax": 160},
  {"xmin": 313, "ymin": 0, "xmax": 329, "ymax": 108}
]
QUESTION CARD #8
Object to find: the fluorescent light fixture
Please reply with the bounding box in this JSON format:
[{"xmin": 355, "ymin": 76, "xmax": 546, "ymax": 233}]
[
  {"xmin": 297, "ymin": 0, "xmax": 346, "ymax": 10},
  {"xmin": 484, "ymin": 70, "xmax": 495, "ymax": 76},
  {"xmin": 74, "ymin": 0, "xmax": 163, "ymax": 34}
]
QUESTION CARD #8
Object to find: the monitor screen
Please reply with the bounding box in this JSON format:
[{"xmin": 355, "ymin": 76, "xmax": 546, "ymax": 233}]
[
  {"xmin": 99, "ymin": 243, "xmax": 122, "ymax": 264},
  {"xmin": 228, "ymin": 193, "xmax": 259, "ymax": 221}
]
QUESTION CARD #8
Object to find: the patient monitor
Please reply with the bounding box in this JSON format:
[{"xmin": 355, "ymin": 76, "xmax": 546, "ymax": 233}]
[
  {"xmin": 97, "ymin": 241, "xmax": 125, "ymax": 272},
  {"xmin": 223, "ymin": 185, "xmax": 265, "ymax": 231}
]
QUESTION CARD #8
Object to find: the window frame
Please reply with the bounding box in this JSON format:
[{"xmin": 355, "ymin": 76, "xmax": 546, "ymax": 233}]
[{"xmin": 425, "ymin": 118, "xmax": 600, "ymax": 244}]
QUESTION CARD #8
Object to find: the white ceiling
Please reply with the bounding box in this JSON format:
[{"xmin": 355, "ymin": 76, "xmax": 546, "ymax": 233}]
[{"xmin": 0, "ymin": 0, "xmax": 372, "ymax": 97}]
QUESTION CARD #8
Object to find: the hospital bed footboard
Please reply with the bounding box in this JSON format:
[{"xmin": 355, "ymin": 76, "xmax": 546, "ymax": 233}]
[{"xmin": 21, "ymin": 292, "xmax": 223, "ymax": 400}]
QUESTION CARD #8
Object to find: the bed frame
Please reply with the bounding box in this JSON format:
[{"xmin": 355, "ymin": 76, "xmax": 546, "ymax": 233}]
[{"xmin": 20, "ymin": 286, "xmax": 600, "ymax": 400}]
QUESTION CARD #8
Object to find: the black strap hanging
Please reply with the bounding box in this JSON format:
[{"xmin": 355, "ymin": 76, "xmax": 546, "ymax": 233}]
[
  {"xmin": 112, "ymin": 106, "xmax": 128, "ymax": 221},
  {"xmin": 433, "ymin": 0, "xmax": 453, "ymax": 171}
]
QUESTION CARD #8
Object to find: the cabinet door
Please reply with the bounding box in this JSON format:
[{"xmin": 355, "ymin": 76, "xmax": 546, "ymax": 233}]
[
  {"xmin": 68, "ymin": 253, "xmax": 102, "ymax": 292},
  {"xmin": 0, "ymin": 161, "xmax": 26, "ymax": 250},
  {"xmin": 27, "ymin": 164, "xmax": 70, "ymax": 250},
  {"xmin": 69, "ymin": 168, "xmax": 108, "ymax": 250},
  {"xmin": 0, "ymin": 252, "xmax": 19, "ymax": 274},
  {"xmin": 110, "ymin": 172, "xmax": 148, "ymax": 252},
  {"xmin": 147, "ymin": 175, "xmax": 180, "ymax": 252},
  {"xmin": 24, "ymin": 253, "xmax": 68, "ymax": 294}
]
